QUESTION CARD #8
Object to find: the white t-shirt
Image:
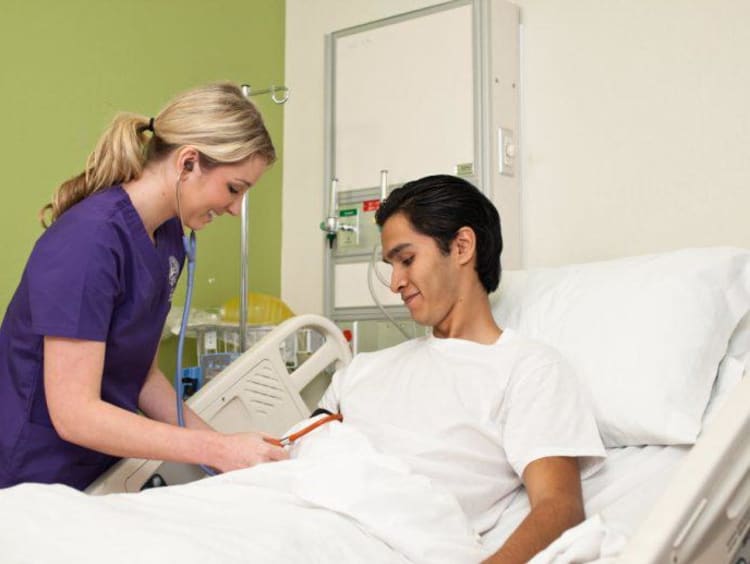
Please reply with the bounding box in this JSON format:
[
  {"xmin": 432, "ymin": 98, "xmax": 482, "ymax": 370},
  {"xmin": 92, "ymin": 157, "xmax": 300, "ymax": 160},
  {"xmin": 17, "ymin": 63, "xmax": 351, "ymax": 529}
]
[{"xmin": 319, "ymin": 328, "xmax": 606, "ymax": 534}]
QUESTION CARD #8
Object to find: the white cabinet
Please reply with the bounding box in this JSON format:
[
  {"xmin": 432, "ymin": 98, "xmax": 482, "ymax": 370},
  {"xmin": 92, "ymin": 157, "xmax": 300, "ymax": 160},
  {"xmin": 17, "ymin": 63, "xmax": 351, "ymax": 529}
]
[
  {"xmin": 333, "ymin": 4, "xmax": 475, "ymax": 192},
  {"xmin": 323, "ymin": 0, "xmax": 521, "ymax": 322}
]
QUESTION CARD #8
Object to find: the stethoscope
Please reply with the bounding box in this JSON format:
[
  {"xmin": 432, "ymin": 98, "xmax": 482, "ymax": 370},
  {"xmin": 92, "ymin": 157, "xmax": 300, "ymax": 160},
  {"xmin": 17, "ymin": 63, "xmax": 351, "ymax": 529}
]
[
  {"xmin": 174, "ymin": 228, "xmax": 197, "ymax": 434},
  {"xmin": 172, "ymin": 179, "xmax": 340, "ymax": 476},
  {"xmin": 171, "ymin": 164, "xmax": 218, "ymax": 475},
  {"xmin": 173, "ymin": 228, "xmax": 218, "ymax": 474}
]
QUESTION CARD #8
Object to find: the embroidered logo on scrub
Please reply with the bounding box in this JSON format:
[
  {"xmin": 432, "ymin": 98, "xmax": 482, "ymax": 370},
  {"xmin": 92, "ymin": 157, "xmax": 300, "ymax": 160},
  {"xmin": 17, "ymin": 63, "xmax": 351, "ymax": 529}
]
[{"xmin": 168, "ymin": 256, "xmax": 180, "ymax": 302}]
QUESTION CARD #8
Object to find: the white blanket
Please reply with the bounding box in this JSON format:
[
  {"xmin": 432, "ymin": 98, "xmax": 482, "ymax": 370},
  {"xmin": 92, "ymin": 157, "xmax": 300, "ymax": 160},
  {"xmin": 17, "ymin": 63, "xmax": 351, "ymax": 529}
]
[
  {"xmin": 0, "ymin": 420, "xmax": 483, "ymax": 564},
  {"xmin": 528, "ymin": 515, "xmax": 627, "ymax": 564},
  {"xmin": 0, "ymin": 424, "xmax": 688, "ymax": 564}
]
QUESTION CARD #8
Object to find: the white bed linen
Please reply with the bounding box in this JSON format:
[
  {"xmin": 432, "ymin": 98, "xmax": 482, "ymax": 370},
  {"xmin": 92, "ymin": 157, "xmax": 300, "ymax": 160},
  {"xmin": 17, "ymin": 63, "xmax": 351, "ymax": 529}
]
[
  {"xmin": 0, "ymin": 425, "xmax": 689, "ymax": 564},
  {"xmin": 0, "ymin": 420, "xmax": 483, "ymax": 564}
]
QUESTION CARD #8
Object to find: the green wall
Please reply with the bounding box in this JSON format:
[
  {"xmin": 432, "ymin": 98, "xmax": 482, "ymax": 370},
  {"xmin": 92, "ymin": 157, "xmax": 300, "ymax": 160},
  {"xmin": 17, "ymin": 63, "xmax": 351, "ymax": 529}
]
[{"xmin": 0, "ymin": 0, "xmax": 286, "ymax": 380}]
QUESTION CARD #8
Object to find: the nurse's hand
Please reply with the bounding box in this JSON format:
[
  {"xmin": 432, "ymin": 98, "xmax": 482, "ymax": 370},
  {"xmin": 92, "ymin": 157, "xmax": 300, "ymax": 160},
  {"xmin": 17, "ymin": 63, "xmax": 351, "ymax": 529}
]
[{"xmin": 214, "ymin": 431, "xmax": 289, "ymax": 472}]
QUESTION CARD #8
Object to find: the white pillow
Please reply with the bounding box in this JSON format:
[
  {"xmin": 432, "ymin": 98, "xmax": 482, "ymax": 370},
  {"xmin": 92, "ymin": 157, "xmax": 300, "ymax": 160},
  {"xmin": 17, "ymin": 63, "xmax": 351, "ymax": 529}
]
[
  {"xmin": 490, "ymin": 247, "xmax": 750, "ymax": 447},
  {"xmin": 701, "ymin": 355, "xmax": 744, "ymax": 428},
  {"xmin": 702, "ymin": 310, "xmax": 750, "ymax": 427}
]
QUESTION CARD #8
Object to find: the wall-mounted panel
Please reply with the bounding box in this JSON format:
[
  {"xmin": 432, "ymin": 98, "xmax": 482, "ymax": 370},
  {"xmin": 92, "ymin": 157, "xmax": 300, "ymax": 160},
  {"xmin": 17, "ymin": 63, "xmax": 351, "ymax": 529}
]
[
  {"xmin": 323, "ymin": 0, "xmax": 520, "ymax": 328},
  {"xmin": 333, "ymin": 4, "xmax": 475, "ymax": 191}
]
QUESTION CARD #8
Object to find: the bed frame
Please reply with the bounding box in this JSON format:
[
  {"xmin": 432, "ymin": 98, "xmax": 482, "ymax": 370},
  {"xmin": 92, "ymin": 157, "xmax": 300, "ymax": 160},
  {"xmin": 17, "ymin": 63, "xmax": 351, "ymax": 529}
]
[{"xmin": 86, "ymin": 314, "xmax": 351, "ymax": 495}]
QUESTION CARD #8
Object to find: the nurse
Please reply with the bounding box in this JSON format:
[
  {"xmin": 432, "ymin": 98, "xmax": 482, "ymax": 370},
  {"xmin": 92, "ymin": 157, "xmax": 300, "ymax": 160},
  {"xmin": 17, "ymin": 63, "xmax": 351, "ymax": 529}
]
[{"xmin": 0, "ymin": 82, "xmax": 288, "ymax": 490}]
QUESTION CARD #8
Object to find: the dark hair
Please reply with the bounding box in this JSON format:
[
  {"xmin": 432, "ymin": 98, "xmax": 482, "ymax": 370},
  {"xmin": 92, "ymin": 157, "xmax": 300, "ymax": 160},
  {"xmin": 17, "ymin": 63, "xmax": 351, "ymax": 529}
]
[{"xmin": 375, "ymin": 174, "xmax": 502, "ymax": 293}]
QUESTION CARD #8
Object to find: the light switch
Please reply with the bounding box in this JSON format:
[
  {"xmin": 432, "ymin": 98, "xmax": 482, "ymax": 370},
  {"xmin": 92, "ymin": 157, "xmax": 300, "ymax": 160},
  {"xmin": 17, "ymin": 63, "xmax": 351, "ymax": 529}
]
[{"xmin": 498, "ymin": 127, "xmax": 515, "ymax": 177}]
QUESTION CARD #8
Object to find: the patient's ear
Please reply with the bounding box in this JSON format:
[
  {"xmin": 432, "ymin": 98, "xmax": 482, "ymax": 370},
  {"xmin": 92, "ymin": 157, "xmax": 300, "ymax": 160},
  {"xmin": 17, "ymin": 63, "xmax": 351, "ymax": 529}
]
[{"xmin": 452, "ymin": 226, "xmax": 476, "ymax": 266}]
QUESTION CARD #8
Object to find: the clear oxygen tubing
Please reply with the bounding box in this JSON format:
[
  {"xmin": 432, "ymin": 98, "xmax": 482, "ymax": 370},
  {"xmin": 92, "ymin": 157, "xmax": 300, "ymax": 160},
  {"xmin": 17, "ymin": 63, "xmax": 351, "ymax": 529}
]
[
  {"xmin": 368, "ymin": 243, "xmax": 411, "ymax": 340},
  {"xmin": 367, "ymin": 171, "xmax": 409, "ymax": 340}
]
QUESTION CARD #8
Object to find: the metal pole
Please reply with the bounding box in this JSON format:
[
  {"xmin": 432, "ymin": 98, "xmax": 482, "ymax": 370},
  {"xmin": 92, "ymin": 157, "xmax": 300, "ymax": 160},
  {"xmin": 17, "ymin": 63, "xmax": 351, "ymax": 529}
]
[
  {"xmin": 323, "ymin": 32, "xmax": 336, "ymax": 318},
  {"xmin": 240, "ymin": 192, "xmax": 249, "ymax": 351}
]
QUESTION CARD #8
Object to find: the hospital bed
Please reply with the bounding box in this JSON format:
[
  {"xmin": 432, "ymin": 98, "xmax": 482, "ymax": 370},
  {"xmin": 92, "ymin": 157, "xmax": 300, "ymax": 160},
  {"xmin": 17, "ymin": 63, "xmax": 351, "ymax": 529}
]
[{"xmin": 1, "ymin": 247, "xmax": 748, "ymax": 564}]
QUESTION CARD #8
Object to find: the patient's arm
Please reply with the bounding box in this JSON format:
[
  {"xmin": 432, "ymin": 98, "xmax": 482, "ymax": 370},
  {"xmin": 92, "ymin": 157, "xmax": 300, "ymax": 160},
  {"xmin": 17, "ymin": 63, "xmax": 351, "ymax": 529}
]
[{"xmin": 483, "ymin": 456, "xmax": 584, "ymax": 564}]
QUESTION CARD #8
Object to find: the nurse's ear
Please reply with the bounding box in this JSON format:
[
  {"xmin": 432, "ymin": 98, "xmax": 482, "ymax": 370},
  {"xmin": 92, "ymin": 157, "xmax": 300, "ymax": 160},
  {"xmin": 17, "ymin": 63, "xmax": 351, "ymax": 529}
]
[{"xmin": 176, "ymin": 147, "xmax": 201, "ymax": 179}]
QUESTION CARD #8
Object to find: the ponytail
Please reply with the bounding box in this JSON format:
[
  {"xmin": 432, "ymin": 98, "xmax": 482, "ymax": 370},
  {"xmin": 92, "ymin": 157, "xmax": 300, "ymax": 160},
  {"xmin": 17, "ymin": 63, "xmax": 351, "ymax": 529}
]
[
  {"xmin": 40, "ymin": 113, "xmax": 151, "ymax": 227},
  {"xmin": 40, "ymin": 82, "xmax": 276, "ymax": 227}
]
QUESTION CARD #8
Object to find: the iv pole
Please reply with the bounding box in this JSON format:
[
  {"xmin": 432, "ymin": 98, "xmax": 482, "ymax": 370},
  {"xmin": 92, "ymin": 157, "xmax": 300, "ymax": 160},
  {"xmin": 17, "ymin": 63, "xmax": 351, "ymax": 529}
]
[{"xmin": 239, "ymin": 83, "xmax": 289, "ymax": 351}]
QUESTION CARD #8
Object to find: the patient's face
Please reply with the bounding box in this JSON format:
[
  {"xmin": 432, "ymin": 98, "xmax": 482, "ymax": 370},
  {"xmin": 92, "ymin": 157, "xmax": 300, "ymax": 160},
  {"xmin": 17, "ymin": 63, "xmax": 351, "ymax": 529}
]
[{"xmin": 380, "ymin": 213, "xmax": 460, "ymax": 329}]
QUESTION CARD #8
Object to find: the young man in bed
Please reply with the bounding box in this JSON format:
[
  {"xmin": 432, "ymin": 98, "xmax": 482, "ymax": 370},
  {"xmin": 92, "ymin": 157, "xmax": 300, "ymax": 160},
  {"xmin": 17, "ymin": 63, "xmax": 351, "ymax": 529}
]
[{"xmin": 317, "ymin": 175, "xmax": 605, "ymax": 563}]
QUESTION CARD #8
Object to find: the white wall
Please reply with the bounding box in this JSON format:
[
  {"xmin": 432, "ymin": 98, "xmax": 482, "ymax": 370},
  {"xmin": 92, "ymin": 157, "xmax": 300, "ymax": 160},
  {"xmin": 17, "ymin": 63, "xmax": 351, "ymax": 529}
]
[
  {"xmin": 283, "ymin": 0, "xmax": 750, "ymax": 314},
  {"xmin": 518, "ymin": 0, "xmax": 750, "ymax": 267}
]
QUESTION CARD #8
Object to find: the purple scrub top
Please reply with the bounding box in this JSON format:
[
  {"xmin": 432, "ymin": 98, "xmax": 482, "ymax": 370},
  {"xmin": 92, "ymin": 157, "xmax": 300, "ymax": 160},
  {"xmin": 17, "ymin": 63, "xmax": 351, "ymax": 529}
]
[{"xmin": 0, "ymin": 186, "xmax": 184, "ymax": 490}]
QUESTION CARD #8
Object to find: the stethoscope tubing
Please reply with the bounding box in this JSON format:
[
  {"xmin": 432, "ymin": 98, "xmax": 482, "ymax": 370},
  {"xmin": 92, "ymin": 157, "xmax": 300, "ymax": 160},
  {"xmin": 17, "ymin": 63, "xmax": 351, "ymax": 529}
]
[{"xmin": 175, "ymin": 230, "xmax": 217, "ymax": 476}]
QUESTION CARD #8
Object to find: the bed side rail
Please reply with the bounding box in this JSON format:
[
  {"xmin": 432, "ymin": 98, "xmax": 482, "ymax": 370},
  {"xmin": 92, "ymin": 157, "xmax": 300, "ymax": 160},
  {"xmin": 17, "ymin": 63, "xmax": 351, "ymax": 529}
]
[
  {"xmin": 618, "ymin": 372, "xmax": 750, "ymax": 563},
  {"xmin": 86, "ymin": 314, "xmax": 351, "ymax": 495}
]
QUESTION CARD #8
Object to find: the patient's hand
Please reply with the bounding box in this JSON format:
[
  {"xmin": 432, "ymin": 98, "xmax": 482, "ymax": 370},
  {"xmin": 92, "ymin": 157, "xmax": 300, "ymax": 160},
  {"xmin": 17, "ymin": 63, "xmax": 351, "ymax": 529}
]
[{"xmin": 214, "ymin": 432, "xmax": 289, "ymax": 472}]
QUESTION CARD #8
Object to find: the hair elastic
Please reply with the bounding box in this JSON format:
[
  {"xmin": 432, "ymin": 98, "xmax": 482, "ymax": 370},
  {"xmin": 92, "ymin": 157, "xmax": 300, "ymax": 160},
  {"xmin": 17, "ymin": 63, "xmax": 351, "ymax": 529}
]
[{"xmin": 146, "ymin": 117, "xmax": 155, "ymax": 133}]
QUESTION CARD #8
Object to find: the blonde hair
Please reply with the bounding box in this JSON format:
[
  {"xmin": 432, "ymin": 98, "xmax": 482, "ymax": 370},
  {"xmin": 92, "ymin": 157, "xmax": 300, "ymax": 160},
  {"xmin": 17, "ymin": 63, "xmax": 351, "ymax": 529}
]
[{"xmin": 40, "ymin": 82, "xmax": 276, "ymax": 226}]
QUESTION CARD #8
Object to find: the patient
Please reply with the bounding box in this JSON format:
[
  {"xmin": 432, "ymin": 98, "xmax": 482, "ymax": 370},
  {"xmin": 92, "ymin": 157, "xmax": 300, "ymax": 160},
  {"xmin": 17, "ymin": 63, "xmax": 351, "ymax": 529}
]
[{"xmin": 318, "ymin": 175, "xmax": 605, "ymax": 563}]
